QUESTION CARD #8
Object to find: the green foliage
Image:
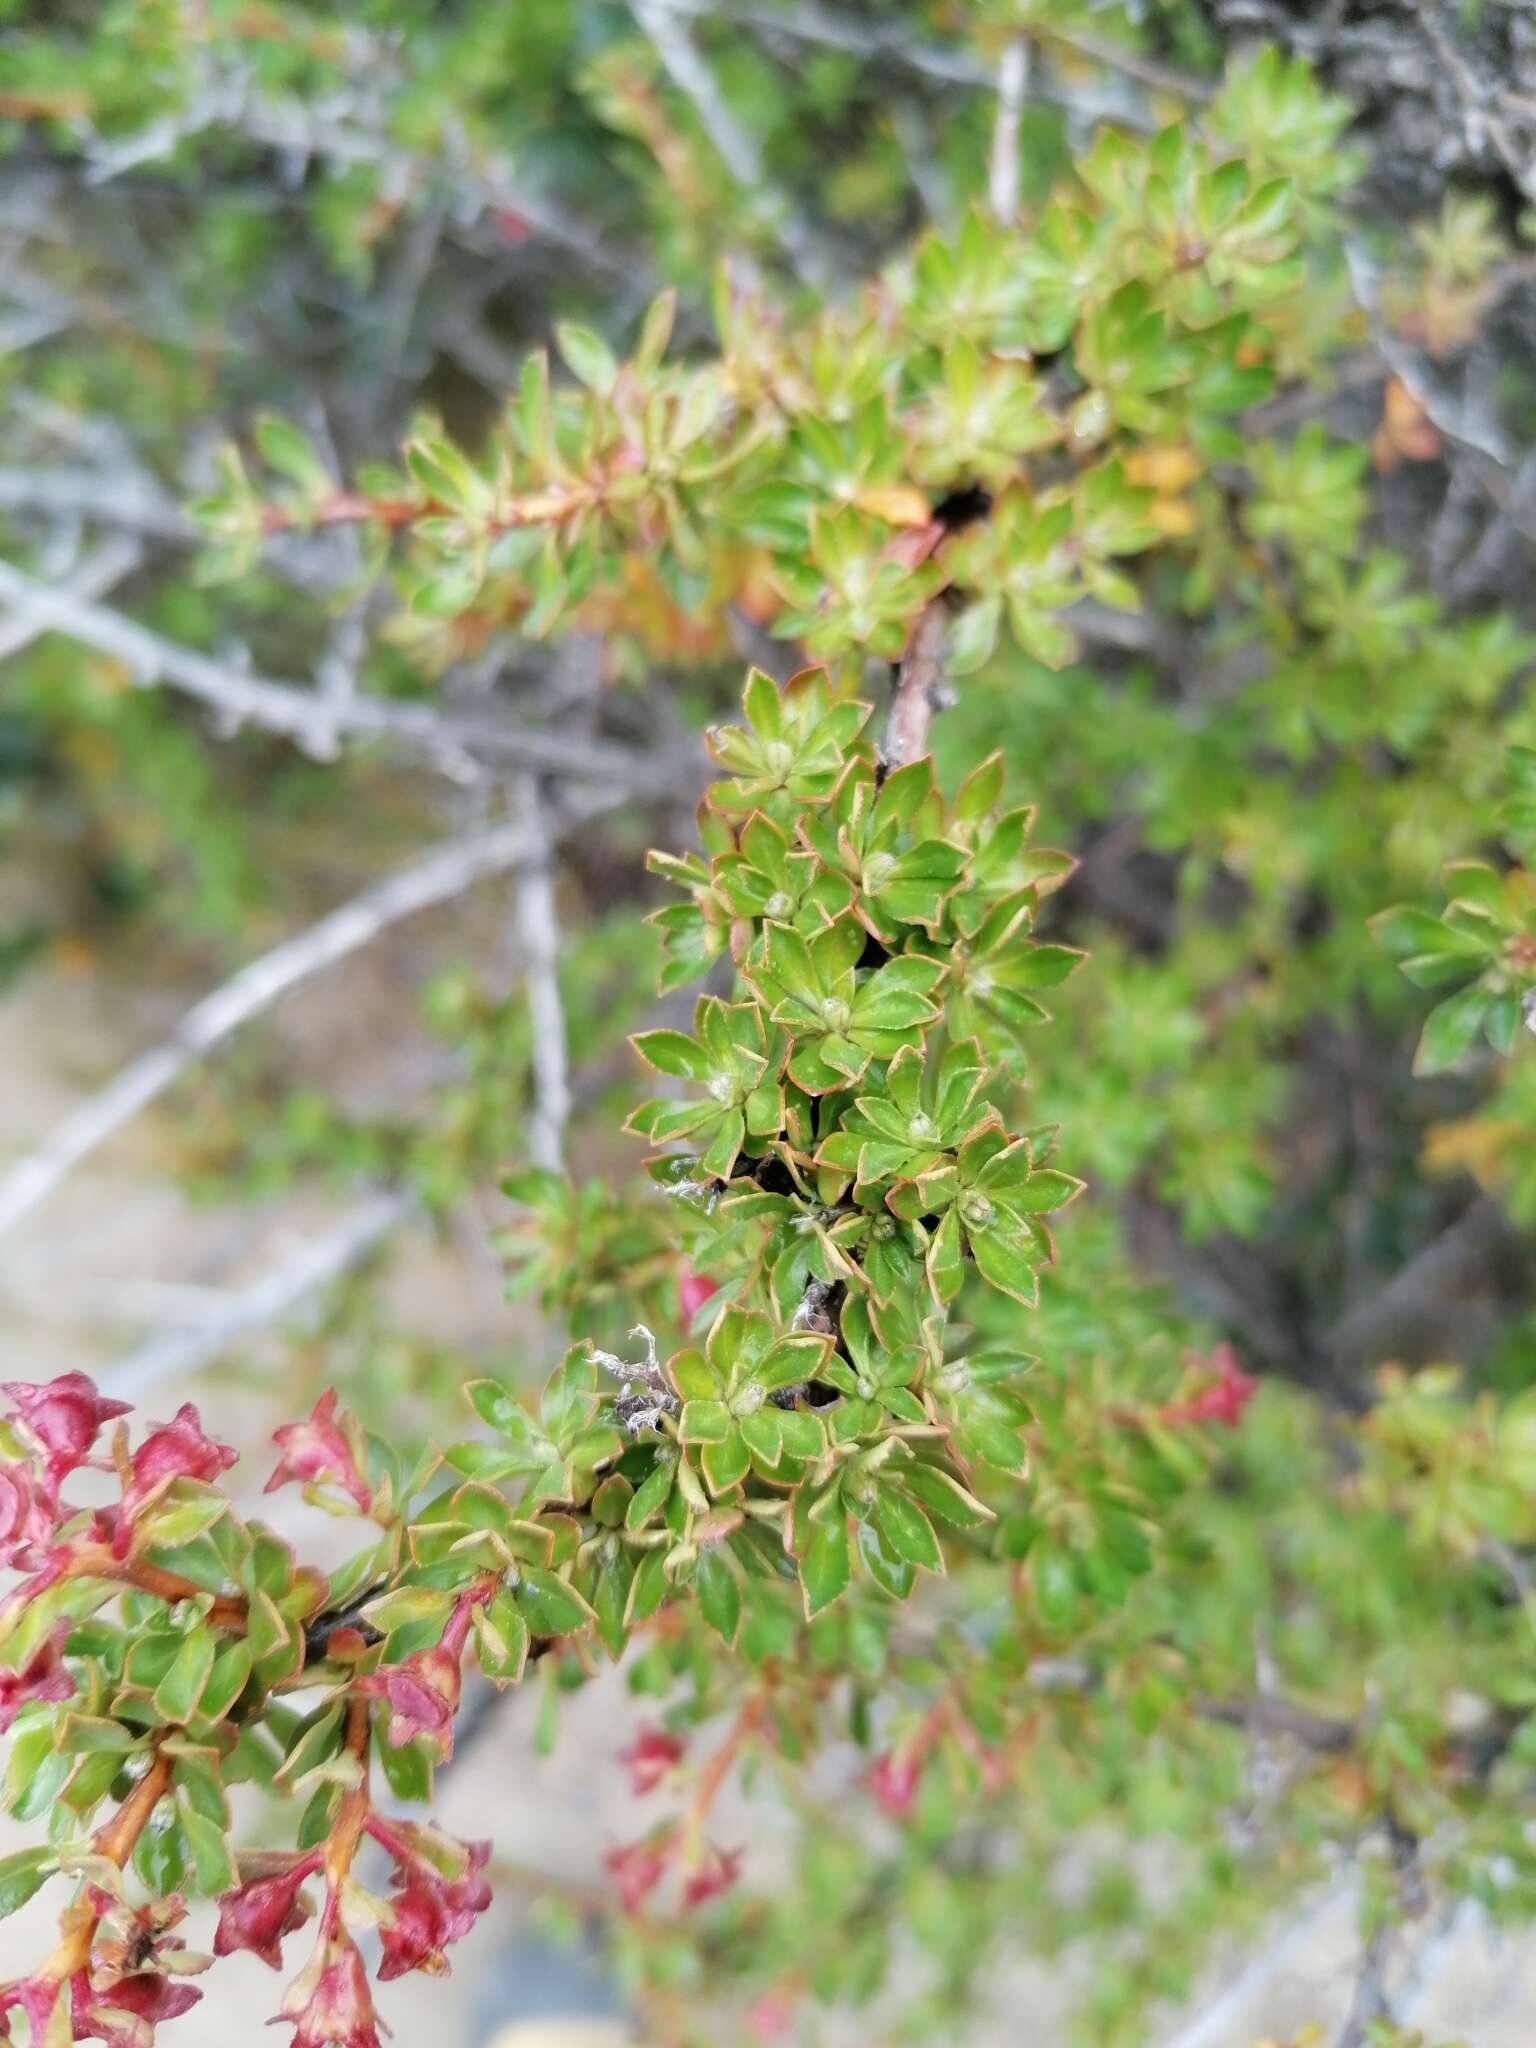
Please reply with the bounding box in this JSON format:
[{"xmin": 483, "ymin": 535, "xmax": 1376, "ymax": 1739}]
[{"xmin": 10, "ymin": 7, "xmax": 1536, "ymax": 2047}]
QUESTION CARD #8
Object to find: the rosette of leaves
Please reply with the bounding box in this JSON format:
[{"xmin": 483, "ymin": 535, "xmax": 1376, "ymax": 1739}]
[
  {"xmin": 747, "ymin": 916, "xmax": 946, "ymax": 1094},
  {"xmin": 798, "ymin": 754, "xmax": 966, "ymax": 942},
  {"xmin": 1372, "ymin": 855, "xmax": 1536, "ymax": 1073},
  {"xmin": 671, "ymin": 1306, "xmax": 832, "ymax": 1495},
  {"xmin": 626, "ymin": 998, "xmax": 789, "ymax": 1177},
  {"xmin": 706, "ymin": 668, "xmax": 870, "ymax": 818},
  {"xmin": 789, "ymin": 1435, "xmax": 993, "ymax": 1617},
  {"xmin": 892, "ymin": 1121, "xmax": 1083, "ymax": 1309},
  {"xmin": 454, "ymin": 1349, "xmax": 625, "ymax": 1506},
  {"xmin": 813, "ymin": 1038, "xmax": 993, "ymax": 1197}
]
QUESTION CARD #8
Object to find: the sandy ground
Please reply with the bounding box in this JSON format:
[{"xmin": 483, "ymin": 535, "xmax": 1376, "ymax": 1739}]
[{"xmin": 0, "ymin": 944, "xmax": 1532, "ymax": 2047}]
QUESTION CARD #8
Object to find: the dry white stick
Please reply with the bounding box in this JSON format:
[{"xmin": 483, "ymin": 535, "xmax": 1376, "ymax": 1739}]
[
  {"xmin": 631, "ymin": 0, "xmax": 833, "ymax": 286},
  {"xmin": 511, "ymin": 777, "xmax": 571, "ymax": 1171},
  {"xmin": 0, "ymin": 468, "xmax": 192, "ymax": 544},
  {"xmin": 102, "ymin": 1189, "xmax": 411, "ymax": 1400},
  {"xmin": 1158, "ymin": 1878, "xmax": 1356, "ymax": 2048},
  {"xmin": 988, "ymin": 38, "xmax": 1029, "ymax": 223},
  {"xmin": 0, "ymin": 557, "xmax": 676, "ymax": 790},
  {"xmin": 0, "ymin": 812, "xmax": 594, "ymax": 1240},
  {"xmin": 0, "ymin": 535, "xmax": 142, "ymax": 662}
]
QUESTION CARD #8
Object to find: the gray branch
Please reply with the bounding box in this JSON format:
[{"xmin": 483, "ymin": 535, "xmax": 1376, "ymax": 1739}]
[
  {"xmin": 511, "ymin": 777, "xmax": 571, "ymax": 1171},
  {"xmin": 988, "ymin": 38, "xmax": 1029, "ymax": 224},
  {"xmin": 0, "ymin": 557, "xmax": 679, "ymax": 791},
  {"xmin": 631, "ymin": 0, "xmax": 834, "ymax": 287},
  {"xmin": 0, "ymin": 804, "xmax": 614, "ymax": 1240},
  {"xmin": 102, "ymin": 1189, "xmax": 411, "ymax": 1400}
]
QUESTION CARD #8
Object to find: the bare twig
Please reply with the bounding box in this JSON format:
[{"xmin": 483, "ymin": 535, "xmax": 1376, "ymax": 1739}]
[
  {"xmin": 0, "ymin": 810, "xmax": 611, "ymax": 1239},
  {"xmin": 1413, "ymin": 0, "xmax": 1536, "ymax": 201},
  {"xmin": 102, "ymin": 1190, "xmax": 412, "ymax": 1399},
  {"xmin": 631, "ymin": 0, "xmax": 834, "ymax": 287},
  {"xmin": 881, "ymin": 600, "xmax": 951, "ymax": 772},
  {"xmin": 1158, "ymin": 1880, "xmax": 1356, "ymax": 2048},
  {"xmin": 0, "ymin": 557, "xmax": 680, "ymax": 790},
  {"xmin": 511, "ymin": 777, "xmax": 571, "ymax": 1171},
  {"xmin": 988, "ymin": 38, "xmax": 1028, "ymax": 224},
  {"xmin": 0, "ymin": 466, "xmax": 192, "ymax": 543},
  {"xmin": 1328, "ymin": 1194, "xmax": 1514, "ymax": 1369},
  {"xmin": 0, "ymin": 535, "xmax": 142, "ymax": 662},
  {"xmin": 1343, "ymin": 240, "xmax": 1536, "ymax": 545}
]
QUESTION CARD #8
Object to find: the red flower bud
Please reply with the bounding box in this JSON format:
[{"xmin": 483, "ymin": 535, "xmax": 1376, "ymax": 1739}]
[
  {"xmin": 1160, "ymin": 1344, "xmax": 1259, "ymax": 1431},
  {"xmin": 356, "ymin": 1647, "xmax": 462, "ymax": 1761},
  {"xmin": 366, "ymin": 1823, "xmax": 491, "ymax": 1981},
  {"xmin": 276, "ymin": 1918, "xmax": 384, "ymax": 2048},
  {"xmin": 676, "ymin": 1267, "xmax": 720, "ymax": 1324},
  {"xmin": 119, "ymin": 1404, "xmax": 237, "ymax": 1528},
  {"xmin": 265, "ymin": 1390, "xmax": 372, "ymax": 1513},
  {"xmin": 680, "ymin": 1840, "xmax": 741, "ymax": 1911},
  {"xmin": 868, "ymin": 1748, "xmax": 922, "ymax": 1819},
  {"xmin": 603, "ymin": 1834, "xmax": 671, "ymax": 1915},
  {"xmin": 2, "ymin": 1372, "xmax": 129, "ymax": 1490},
  {"xmin": 0, "ymin": 1624, "xmax": 75, "ymax": 1733},
  {"xmin": 0, "ymin": 1463, "xmax": 56, "ymax": 1571},
  {"xmin": 214, "ymin": 1856, "xmax": 320, "ymax": 1970},
  {"xmin": 620, "ymin": 1724, "xmax": 686, "ymax": 1796}
]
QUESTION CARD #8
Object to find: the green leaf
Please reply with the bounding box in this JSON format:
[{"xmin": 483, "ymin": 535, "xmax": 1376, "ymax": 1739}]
[
  {"xmin": 516, "ymin": 1568, "xmax": 595, "ymax": 1638},
  {"xmin": 801, "ymin": 1514, "xmax": 851, "ymax": 1618},
  {"xmin": 556, "ymin": 320, "xmax": 618, "ymax": 394},
  {"xmin": 1415, "ymin": 981, "xmax": 1493, "ymax": 1075},
  {"xmin": 872, "ymin": 1490, "xmax": 943, "ymax": 1572},
  {"xmin": 153, "ymin": 1628, "xmax": 218, "ymax": 1726},
  {"xmin": 178, "ymin": 1802, "xmax": 237, "ymax": 1895},
  {"xmin": 694, "ymin": 1549, "xmax": 742, "ymax": 1644},
  {"xmin": 474, "ymin": 1589, "xmax": 531, "ymax": 1682},
  {"xmin": 0, "ymin": 1846, "xmax": 56, "ymax": 1919}
]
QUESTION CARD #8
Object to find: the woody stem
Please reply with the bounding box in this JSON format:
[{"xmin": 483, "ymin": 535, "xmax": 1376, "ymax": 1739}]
[
  {"xmin": 44, "ymin": 1746, "xmax": 173, "ymax": 1981},
  {"xmin": 63, "ymin": 1547, "xmax": 247, "ymax": 1631}
]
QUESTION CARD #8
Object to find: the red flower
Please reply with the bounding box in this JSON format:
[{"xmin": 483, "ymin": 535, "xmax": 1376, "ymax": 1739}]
[
  {"xmin": 603, "ymin": 1834, "xmax": 671, "ymax": 1915},
  {"xmin": 277, "ymin": 1916, "xmax": 385, "ymax": 2048},
  {"xmin": 676, "ymin": 1267, "xmax": 720, "ymax": 1324},
  {"xmin": 73, "ymin": 1969, "xmax": 203, "ymax": 2046},
  {"xmin": 119, "ymin": 1404, "xmax": 237, "ymax": 1527},
  {"xmin": 265, "ymin": 1389, "xmax": 372, "ymax": 1513},
  {"xmin": 869, "ymin": 1747, "xmax": 922, "ymax": 1819},
  {"xmin": 680, "ymin": 1840, "xmax": 741, "ymax": 1911},
  {"xmin": 214, "ymin": 1855, "xmax": 320, "ymax": 1970},
  {"xmin": 620, "ymin": 1724, "xmax": 686, "ymax": 1796},
  {"xmin": 747, "ymin": 1988, "xmax": 797, "ymax": 2041},
  {"xmin": 367, "ymin": 1822, "xmax": 491, "ymax": 1981},
  {"xmin": 74, "ymin": 1894, "xmax": 208, "ymax": 2045},
  {"xmin": 1160, "ymin": 1344, "xmax": 1260, "ymax": 1430},
  {"xmin": 0, "ymin": 1464, "xmax": 56, "ymax": 1570},
  {"xmin": 355, "ymin": 1594, "xmax": 479, "ymax": 1760},
  {"xmin": 0, "ymin": 1624, "xmax": 75, "ymax": 1733},
  {"xmin": 355, "ymin": 1646, "xmax": 461, "ymax": 1760},
  {"xmin": 2, "ymin": 1372, "xmax": 129, "ymax": 1490}
]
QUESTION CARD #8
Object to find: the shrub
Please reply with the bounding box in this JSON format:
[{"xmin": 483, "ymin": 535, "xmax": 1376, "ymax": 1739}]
[{"xmin": 3, "ymin": 7, "xmax": 1536, "ymax": 2045}]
